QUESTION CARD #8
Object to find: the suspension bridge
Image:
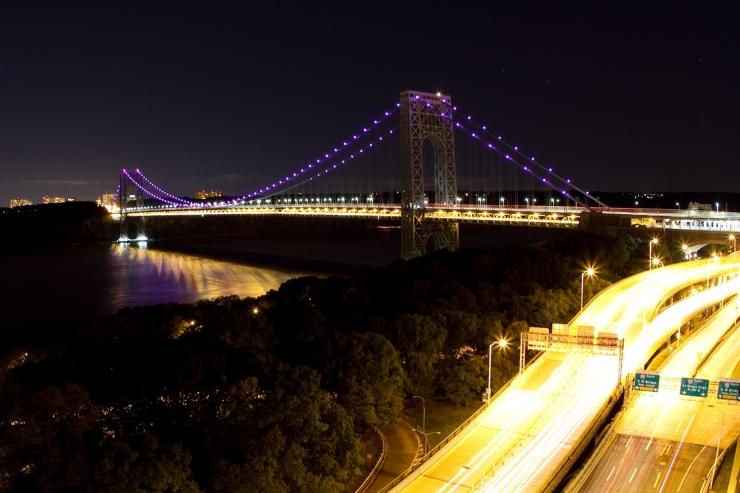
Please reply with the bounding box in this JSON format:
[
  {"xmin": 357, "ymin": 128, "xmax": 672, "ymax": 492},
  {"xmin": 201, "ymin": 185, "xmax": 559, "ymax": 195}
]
[
  {"xmin": 113, "ymin": 90, "xmax": 740, "ymax": 491},
  {"xmin": 116, "ymin": 90, "xmax": 740, "ymax": 259}
]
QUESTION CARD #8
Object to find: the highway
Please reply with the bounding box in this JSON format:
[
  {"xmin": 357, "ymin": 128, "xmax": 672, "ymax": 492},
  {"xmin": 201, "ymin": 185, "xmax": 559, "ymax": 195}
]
[
  {"xmin": 566, "ymin": 293, "xmax": 740, "ymax": 493},
  {"xmin": 391, "ymin": 259, "xmax": 740, "ymax": 493}
]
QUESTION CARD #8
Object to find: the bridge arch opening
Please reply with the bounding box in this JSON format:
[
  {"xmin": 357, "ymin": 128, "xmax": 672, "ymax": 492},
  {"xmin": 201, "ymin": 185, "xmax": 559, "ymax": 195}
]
[{"xmin": 400, "ymin": 90, "xmax": 459, "ymax": 260}]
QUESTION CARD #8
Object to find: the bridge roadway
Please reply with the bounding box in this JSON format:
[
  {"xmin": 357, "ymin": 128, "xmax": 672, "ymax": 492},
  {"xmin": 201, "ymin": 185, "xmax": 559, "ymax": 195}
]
[
  {"xmin": 388, "ymin": 259, "xmax": 740, "ymax": 493},
  {"xmin": 121, "ymin": 203, "xmax": 740, "ymax": 234},
  {"xmin": 566, "ymin": 293, "xmax": 740, "ymax": 493}
]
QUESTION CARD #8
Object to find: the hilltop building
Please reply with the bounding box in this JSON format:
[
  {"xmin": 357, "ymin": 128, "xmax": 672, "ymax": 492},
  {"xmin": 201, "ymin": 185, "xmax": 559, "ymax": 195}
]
[
  {"xmin": 9, "ymin": 198, "xmax": 33, "ymax": 208},
  {"xmin": 195, "ymin": 189, "xmax": 222, "ymax": 199}
]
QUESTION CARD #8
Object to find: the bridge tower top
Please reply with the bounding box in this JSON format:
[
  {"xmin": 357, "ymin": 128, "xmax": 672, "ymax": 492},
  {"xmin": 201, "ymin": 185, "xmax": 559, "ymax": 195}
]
[{"xmin": 400, "ymin": 90, "xmax": 458, "ymax": 260}]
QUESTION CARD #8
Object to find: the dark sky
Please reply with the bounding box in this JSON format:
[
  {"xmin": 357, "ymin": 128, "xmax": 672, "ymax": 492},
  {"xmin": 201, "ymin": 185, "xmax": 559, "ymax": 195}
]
[{"xmin": 1, "ymin": 1, "xmax": 738, "ymax": 206}]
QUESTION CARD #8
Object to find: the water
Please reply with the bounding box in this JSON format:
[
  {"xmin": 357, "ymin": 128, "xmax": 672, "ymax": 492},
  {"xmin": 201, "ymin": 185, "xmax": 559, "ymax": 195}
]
[{"xmin": 0, "ymin": 243, "xmax": 308, "ymax": 328}]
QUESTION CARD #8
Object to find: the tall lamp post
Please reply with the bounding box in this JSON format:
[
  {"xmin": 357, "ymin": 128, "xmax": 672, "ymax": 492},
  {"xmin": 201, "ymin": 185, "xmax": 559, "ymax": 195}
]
[
  {"xmin": 682, "ymin": 244, "xmax": 691, "ymax": 262},
  {"xmin": 487, "ymin": 340, "xmax": 508, "ymax": 401},
  {"xmin": 462, "ymin": 465, "xmax": 484, "ymax": 491},
  {"xmin": 709, "ymin": 404, "xmax": 726, "ymax": 490},
  {"xmin": 581, "ymin": 268, "xmax": 595, "ymax": 312},
  {"xmin": 730, "ymin": 234, "xmax": 736, "ymax": 253},
  {"xmin": 649, "ymin": 238, "xmax": 659, "ymax": 270},
  {"xmin": 413, "ymin": 395, "xmax": 425, "ymax": 432}
]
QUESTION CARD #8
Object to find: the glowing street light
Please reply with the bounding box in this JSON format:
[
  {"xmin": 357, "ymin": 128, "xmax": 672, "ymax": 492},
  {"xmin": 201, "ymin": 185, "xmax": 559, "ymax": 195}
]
[
  {"xmin": 581, "ymin": 268, "xmax": 596, "ymax": 312},
  {"xmin": 682, "ymin": 244, "xmax": 691, "ymax": 262},
  {"xmin": 729, "ymin": 234, "xmax": 736, "ymax": 253},
  {"xmin": 652, "ymin": 257, "xmax": 664, "ymax": 270},
  {"xmin": 649, "ymin": 238, "xmax": 659, "ymax": 270},
  {"xmin": 487, "ymin": 339, "xmax": 508, "ymax": 401}
]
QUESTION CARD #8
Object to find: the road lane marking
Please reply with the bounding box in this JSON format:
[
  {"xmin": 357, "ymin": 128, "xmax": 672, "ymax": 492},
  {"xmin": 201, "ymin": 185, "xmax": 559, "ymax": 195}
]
[
  {"xmin": 607, "ymin": 466, "xmax": 616, "ymax": 482},
  {"xmin": 629, "ymin": 467, "xmax": 638, "ymax": 483},
  {"xmin": 661, "ymin": 442, "xmax": 671, "ymax": 456},
  {"xmin": 654, "ymin": 471, "xmax": 661, "ymax": 488}
]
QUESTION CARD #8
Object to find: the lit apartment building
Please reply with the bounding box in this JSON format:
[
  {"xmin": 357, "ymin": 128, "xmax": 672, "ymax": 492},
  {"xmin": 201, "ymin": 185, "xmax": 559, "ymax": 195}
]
[
  {"xmin": 42, "ymin": 195, "xmax": 75, "ymax": 204},
  {"xmin": 9, "ymin": 198, "xmax": 33, "ymax": 208},
  {"xmin": 195, "ymin": 189, "xmax": 222, "ymax": 199}
]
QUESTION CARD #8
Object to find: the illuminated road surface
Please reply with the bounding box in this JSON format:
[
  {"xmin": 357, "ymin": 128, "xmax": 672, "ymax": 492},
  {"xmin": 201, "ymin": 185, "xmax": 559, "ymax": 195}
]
[
  {"xmin": 568, "ymin": 298, "xmax": 740, "ymax": 493},
  {"xmin": 394, "ymin": 260, "xmax": 740, "ymax": 493}
]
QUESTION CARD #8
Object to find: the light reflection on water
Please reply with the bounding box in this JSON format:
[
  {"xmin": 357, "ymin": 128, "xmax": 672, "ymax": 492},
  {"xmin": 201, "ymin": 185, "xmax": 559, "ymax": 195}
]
[
  {"xmin": 1, "ymin": 243, "xmax": 308, "ymax": 328},
  {"xmin": 110, "ymin": 243, "xmax": 302, "ymax": 307}
]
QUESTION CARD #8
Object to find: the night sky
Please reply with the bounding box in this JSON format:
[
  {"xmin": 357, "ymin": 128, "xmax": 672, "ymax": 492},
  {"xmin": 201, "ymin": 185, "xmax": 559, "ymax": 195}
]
[{"xmin": 1, "ymin": 1, "xmax": 738, "ymax": 207}]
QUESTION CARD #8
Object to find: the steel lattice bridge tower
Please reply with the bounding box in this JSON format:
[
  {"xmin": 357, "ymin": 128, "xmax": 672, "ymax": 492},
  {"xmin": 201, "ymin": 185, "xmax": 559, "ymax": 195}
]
[
  {"xmin": 400, "ymin": 90, "xmax": 458, "ymax": 260},
  {"xmin": 118, "ymin": 169, "xmax": 147, "ymax": 241}
]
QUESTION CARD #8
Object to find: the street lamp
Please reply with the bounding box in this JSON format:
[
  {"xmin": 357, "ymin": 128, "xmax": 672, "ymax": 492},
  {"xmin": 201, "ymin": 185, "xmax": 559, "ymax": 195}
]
[
  {"xmin": 716, "ymin": 202, "xmax": 720, "ymax": 213},
  {"xmin": 581, "ymin": 268, "xmax": 595, "ymax": 312},
  {"xmin": 682, "ymin": 244, "xmax": 691, "ymax": 262},
  {"xmin": 708, "ymin": 404, "xmax": 726, "ymax": 490},
  {"xmin": 652, "ymin": 257, "xmax": 664, "ymax": 270},
  {"xmin": 649, "ymin": 238, "xmax": 659, "ymax": 270},
  {"xmin": 413, "ymin": 395, "xmax": 425, "ymax": 432},
  {"xmin": 487, "ymin": 339, "xmax": 508, "ymax": 401},
  {"xmin": 729, "ymin": 234, "xmax": 736, "ymax": 253},
  {"xmin": 461, "ymin": 465, "xmax": 484, "ymax": 491}
]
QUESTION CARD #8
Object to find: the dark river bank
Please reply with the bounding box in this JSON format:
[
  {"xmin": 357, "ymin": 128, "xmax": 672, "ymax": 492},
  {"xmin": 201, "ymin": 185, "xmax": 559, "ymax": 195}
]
[{"xmin": 1, "ymin": 223, "xmax": 564, "ymax": 328}]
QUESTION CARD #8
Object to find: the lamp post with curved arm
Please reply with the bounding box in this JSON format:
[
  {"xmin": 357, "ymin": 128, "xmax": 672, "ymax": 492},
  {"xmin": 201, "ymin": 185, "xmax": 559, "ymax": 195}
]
[
  {"xmin": 649, "ymin": 238, "xmax": 659, "ymax": 270},
  {"xmin": 413, "ymin": 395, "xmax": 425, "ymax": 432},
  {"xmin": 487, "ymin": 339, "xmax": 508, "ymax": 401},
  {"xmin": 462, "ymin": 465, "xmax": 484, "ymax": 491},
  {"xmin": 581, "ymin": 268, "xmax": 595, "ymax": 312}
]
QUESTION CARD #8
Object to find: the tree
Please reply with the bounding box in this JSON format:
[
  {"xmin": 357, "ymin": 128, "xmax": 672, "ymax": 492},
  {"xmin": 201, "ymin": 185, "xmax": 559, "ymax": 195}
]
[
  {"xmin": 440, "ymin": 354, "xmax": 486, "ymax": 407},
  {"xmin": 331, "ymin": 332, "xmax": 404, "ymax": 427},
  {"xmin": 391, "ymin": 314, "xmax": 446, "ymax": 396}
]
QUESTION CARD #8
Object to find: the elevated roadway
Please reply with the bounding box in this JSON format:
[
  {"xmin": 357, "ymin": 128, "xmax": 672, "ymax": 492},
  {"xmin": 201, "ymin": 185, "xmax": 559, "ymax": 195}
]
[
  {"xmin": 566, "ymin": 295, "xmax": 740, "ymax": 493},
  {"xmin": 389, "ymin": 259, "xmax": 740, "ymax": 493},
  {"xmin": 119, "ymin": 203, "xmax": 740, "ymax": 235}
]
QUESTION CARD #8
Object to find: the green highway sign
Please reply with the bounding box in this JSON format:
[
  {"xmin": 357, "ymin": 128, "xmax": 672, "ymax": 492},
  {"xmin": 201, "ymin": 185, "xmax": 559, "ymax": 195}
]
[
  {"xmin": 634, "ymin": 371, "xmax": 660, "ymax": 392},
  {"xmin": 680, "ymin": 377, "xmax": 709, "ymax": 397},
  {"xmin": 718, "ymin": 378, "xmax": 740, "ymax": 401}
]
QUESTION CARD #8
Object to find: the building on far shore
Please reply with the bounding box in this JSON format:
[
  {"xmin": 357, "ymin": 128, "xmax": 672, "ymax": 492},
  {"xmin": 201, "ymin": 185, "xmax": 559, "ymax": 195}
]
[
  {"xmin": 96, "ymin": 192, "xmax": 117, "ymax": 213},
  {"xmin": 9, "ymin": 198, "xmax": 33, "ymax": 208},
  {"xmin": 195, "ymin": 189, "xmax": 222, "ymax": 199},
  {"xmin": 42, "ymin": 195, "xmax": 75, "ymax": 204},
  {"xmin": 97, "ymin": 192, "xmax": 116, "ymax": 207}
]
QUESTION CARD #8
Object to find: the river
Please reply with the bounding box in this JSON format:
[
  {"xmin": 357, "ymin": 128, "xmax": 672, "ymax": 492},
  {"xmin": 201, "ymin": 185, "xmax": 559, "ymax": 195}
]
[
  {"xmin": 0, "ymin": 242, "xmax": 310, "ymax": 329},
  {"xmin": 1, "ymin": 224, "xmax": 561, "ymax": 329}
]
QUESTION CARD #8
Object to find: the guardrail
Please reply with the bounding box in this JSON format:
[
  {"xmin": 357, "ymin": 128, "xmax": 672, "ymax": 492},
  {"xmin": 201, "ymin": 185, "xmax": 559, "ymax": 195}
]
[
  {"xmin": 356, "ymin": 426, "xmax": 388, "ymax": 493},
  {"xmin": 399, "ymin": 412, "xmax": 427, "ymax": 459},
  {"xmin": 375, "ymin": 350, "xmax": 546, "ymax": 493},
  {"xmin": 702, "ymin": 436, "xmax": 739, "ymax": 493}
]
